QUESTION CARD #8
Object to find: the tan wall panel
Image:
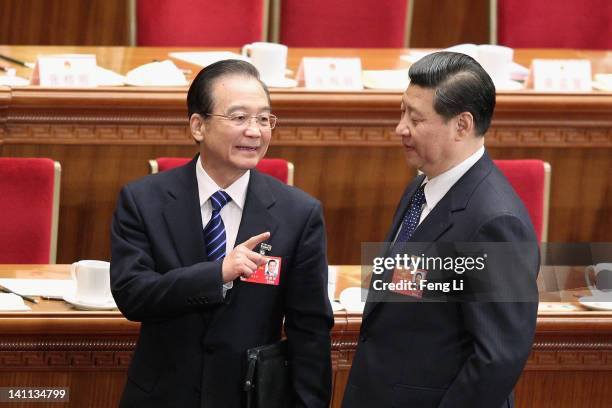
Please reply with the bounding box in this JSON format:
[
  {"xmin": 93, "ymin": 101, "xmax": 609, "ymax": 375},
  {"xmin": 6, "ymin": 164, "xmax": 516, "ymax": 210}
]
[
  {"xmin": 0, "ymin": 0, "xmax": 130, "ymax": 45},
  {"xmin": 410, "ymin": 0, "xmax": 490, "ymax": 48}
]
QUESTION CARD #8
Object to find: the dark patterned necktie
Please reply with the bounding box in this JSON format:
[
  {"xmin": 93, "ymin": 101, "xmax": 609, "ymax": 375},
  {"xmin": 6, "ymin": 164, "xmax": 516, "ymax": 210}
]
[
  {"xmin": 395, "ymin": 183, "xmax": 427, "ymax": 243},
  {"xmin": 203, "ymin": 190, "xmax": 232, "ymax": 261}
]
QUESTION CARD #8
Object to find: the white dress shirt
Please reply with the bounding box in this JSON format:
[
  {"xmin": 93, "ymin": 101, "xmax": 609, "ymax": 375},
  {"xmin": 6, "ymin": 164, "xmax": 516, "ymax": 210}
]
[
  {"xmin": 196, "ymin": 159, "xmax": 250, "ymax": 295},
  {"xmin": 419, "ymin": 146, "xmax": 485, "ymax": 225}
]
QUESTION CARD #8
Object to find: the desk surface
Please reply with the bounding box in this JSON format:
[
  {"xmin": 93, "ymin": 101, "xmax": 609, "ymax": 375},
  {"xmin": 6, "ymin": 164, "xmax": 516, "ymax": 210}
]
[
  {"xmin": 1, "ymin": 46, "xmax": 611, "ymax": 92},
  {"xmin": 1, "ymin": 264, "xmax": 610, "ymax": 321}
]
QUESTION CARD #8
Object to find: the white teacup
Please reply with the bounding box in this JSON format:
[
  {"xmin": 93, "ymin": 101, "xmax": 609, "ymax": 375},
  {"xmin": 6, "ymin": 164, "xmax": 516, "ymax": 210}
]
[
  {"xmin": 71, "ymin": 260, "xmax": 112, "ymax": 304},
  {"xmin": 585, "ymin": 263, "xmax": 612, "ymax": 297},
  {"xmin": 242, "ymin": 42, "xmax": 288, "ymax": 83},
  {"xmin": 477, "ymin": 44, "xmax": 513, "ymax": 83},
  {"xmin": 328, "ymin": 266, "xmax": 338, "ymax": 302}
]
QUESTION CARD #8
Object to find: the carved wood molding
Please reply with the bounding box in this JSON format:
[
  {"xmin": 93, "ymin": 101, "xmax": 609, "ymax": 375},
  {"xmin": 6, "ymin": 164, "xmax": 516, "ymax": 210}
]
[
  {"xmin": 2, "ymin": 124, "xmax": 610, "ymax": 147},
  {"xmin": 332, "ymin": 349, "xmax": 355, "ymax": 369},
  {"xmin": 0, "ymin": 341, "xmax": 358, "ymax": 371},
  {"xmin": 486, "ymin": 127, "xmax": 612, "ymax": 148},
  {"xmin": 533, "ymin": 340, "xmax": 612, "ymax": 351},
  {"xmin": 3, "ymin": 124, "xmax": 194, "ymax": 145},
  {"xmin": 0, "ymin": 339, "xmax": 136, "ymax": 351},
  {"xmin": 332, "ymin": 339, "xmax": 359, "ymax": 350},
  {"xmin": 0, "ymin": 351, "xmax": 133, "ymax": 370},
  {"xmin": 0, "ymin": 338, "xmax": 136, "ymax": 370},
  {"xmin": 7, "ymin": 114, "xmax": 185, "ymax": 125},
  {"xmin": 527, "ymin": 350, "xmax": 612, "ymax": 370},
  {"xmin": 1, "ymin": 338, "xmax": 360, "ymax": 352},
  {"xmin": 0, "ymin": 339, "xmax": 609, "ymax": 371}
]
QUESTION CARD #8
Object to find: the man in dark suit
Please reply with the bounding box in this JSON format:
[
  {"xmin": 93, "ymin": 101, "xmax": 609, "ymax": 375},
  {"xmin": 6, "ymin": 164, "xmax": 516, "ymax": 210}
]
[
  {"xmin": 342, "ymin": 52, "xmax": 539, "ymax": 408},
  {"xmin": 111, "ymin": 60, "xmax": 333, "ymax": 408}
]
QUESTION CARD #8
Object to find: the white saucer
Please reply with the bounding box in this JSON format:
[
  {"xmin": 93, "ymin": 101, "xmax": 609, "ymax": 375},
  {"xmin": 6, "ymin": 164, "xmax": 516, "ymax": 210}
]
[
  {"xmin": 0, "ymin": 75, "xmax": 29, "ymax": 86},
  {"xmin": 63, "ymin": 295, "xmax": 118, "ymax": 311},
  {"xmin": 578, "ymin": 294, "xmax": 612, "ymax": 311},
  {"xmin": 262, "ymin": 77, "xmax": 298, "ymax": 88},
  {"xmin": 339, "ymin": 287, "xmax": 367, "ymax": 313},
  {"xmin": 330, "ymin": 300, "xmax": 344, "ymax": 311}
]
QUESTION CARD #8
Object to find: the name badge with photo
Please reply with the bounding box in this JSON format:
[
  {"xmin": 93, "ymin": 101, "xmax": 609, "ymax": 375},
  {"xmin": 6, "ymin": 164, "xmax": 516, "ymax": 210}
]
[
  {"xmin": 241, "ymin": 256, "xmax": 282, "ymax": 286},
  {"xmin": 391, "ymin": 266, "xmax": 428, "ymax": 299}
]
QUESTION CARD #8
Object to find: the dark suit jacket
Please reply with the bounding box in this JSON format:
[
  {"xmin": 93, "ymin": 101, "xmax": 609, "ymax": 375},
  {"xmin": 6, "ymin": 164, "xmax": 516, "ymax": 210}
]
[
  {"xmin": 343, "ymin": 152, "xmax": 539, "ymax": 408},
  {"xmin": 111, "ymin": 157, "xmax": 333, "ymax": 408}
]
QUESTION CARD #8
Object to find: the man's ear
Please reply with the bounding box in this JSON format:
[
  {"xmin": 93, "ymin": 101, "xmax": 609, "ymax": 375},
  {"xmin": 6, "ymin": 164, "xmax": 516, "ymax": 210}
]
[
  {"xmin": 189, "ymin": 113, "xmax": 205, "ymax": 143},
  {"xmin": 455, "ymin": 112, "xmax": 475, "ymax": 139}
]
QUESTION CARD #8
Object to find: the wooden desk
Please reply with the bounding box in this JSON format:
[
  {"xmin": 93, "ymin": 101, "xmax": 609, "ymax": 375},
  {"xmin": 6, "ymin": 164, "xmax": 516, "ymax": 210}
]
[
  {"xmin": 0, "ymin": 47, "xmax": 611, "ymax": 265},
  {"xmin": 1, "ymin": 265, "xmax": 611, "ymax": 407}
]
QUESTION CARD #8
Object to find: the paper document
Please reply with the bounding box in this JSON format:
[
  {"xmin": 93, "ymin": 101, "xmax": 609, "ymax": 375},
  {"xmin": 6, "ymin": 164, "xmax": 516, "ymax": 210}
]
[
  {"xmin": 125, "ymin": 60, "xmax": 188, "ymax": 86},
  {"xmin": 0, "ymin": 279, "xmax": 75, "ymax": 297},
  {"xmin": 96, "ymin": 66, "xmax": 126, "ymax": 86},
  {"xmin": 362, "ymin": 69, "xmax": 409, "ymax": 90},
  {"xmin": 0, "ymin": 293, "xmax": 31, "ymax": 311},
  {"xmin": 0, "ymin": 74, "xmax": 29, "ymax": 86},
  {"xmin": 593, "ymin": 73, "xmax": 612, "ymax": 91},
  {"xmin": 169, "ymin": 51, "xmax": 249, "ymax": 68}
]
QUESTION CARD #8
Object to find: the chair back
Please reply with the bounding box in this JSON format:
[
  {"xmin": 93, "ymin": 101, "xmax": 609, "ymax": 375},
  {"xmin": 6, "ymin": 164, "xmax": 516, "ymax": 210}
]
[
  {"xmin": 137, "ymin": 0, "xmax": 269, "ymax": 46},
  {"xmin": 149, "ymin": 157, "xmax": 294, "ymax": 185},
  {"xmin": 494, "ymin": 159, "xmax": 551, "ymax": 242},
  {"xmin": 0, "ymin": 158, "xmax": 61, "ymax": 263},
  {"xmin": 277, "ymin": 0, "xmax": 411, "ymax": 47},
  {"xmin": 493, "ymin": 0, "xmax": 612, "ymax": 49}
]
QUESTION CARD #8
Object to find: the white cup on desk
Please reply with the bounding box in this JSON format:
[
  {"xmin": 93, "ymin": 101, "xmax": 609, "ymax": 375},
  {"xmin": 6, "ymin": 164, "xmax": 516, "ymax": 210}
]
[
  {"xmin": 328, "ymin": 266, "xmax": 338, "ymax": 302},
  {"xmin": 71, "ymin": 260, "xmax": 111, "ymax": 305},
  {"xmin": 242, "ymin": 42, "xmax": 288, "ymax": 84},
  {"xmin": 585, "ymin": 263, "xmax": 612, "ymax": 297}
]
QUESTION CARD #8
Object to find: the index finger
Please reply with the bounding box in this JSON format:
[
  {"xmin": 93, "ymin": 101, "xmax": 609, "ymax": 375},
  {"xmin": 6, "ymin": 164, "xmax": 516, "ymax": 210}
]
[{"xmin": 240, "ymin": 231, "xmax": 271, "ymax": 251}]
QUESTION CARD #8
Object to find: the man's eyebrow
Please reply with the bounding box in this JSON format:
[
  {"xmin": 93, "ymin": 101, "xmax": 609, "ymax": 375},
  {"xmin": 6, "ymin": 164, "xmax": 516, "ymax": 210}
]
[
  {"xmin": 226, "ymin": 104, "xmax": 271, "ymax": 113},
  {"xmin": 404, "ymin": 102, "xmax": 423, "ymax": 116}
]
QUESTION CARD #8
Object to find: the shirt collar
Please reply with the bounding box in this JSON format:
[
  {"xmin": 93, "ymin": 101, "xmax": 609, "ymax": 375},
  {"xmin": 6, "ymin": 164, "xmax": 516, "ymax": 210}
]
[
  {"xmin": 195, "ymin": 157, "xmax": 250, "ymax": 210},
  {"xmin": 423, "ymin": 146, "xmax": 485, "ymax": 209}
]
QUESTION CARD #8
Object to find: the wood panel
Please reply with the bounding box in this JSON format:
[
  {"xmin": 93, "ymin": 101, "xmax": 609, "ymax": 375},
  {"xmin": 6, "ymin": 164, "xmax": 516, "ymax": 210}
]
[
  {"xmin": 0, "ymin": 0, "xmax": 131, "ymax": 45},
  {"xmin": 516, "ymin": 372, "xmax": 612, "ymax": 408},
  {"xmin": 410, "ymin": 0, "xmax": 490, "ymax": 48}
]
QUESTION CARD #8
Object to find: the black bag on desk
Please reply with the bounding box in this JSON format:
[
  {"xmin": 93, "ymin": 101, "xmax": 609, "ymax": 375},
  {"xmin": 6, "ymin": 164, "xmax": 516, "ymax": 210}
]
[{"xmin": 244, "ymin": 339, "xmax": 292, "ymax": 408}]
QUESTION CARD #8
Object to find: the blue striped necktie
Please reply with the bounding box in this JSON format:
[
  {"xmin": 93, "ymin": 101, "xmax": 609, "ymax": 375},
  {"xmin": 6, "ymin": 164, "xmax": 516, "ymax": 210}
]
[
  {"xmin": 204, "ymin": 190, "xmax": 232, "ymax": 261},
  {"xmin": 395, "ymin": 183, "xmax": 427, "ymax": 243}
]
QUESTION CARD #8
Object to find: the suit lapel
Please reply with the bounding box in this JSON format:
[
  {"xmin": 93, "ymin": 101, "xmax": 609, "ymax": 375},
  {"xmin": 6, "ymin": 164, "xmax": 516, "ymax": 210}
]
[
  {"xmin": 363, "ymin": 174, "xmax": 426, "ymax": 319},
  {"xmin": 215, "ymin": 170, "xmax": 279, "ymax": 307},
  {"xmin": 163, "ymin": 156, "xmax": 207, "ymax": 266},
  {"xmin": 410, "ymin": 152, "xmax": 495, "ymax": 242},
  {"xmin": 408, "ymin": 196, "xmax": 453, "ymax": 243},
  {"xmin": 234, "ymin": 170, "xmax": 280, "ymax": 252},
  {"xmin": 383, "ymin": 174, "xmax": 427, "ymax": 244}
]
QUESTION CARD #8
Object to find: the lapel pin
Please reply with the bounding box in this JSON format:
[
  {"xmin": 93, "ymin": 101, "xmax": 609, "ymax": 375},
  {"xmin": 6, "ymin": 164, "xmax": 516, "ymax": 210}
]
[{"xmin": 259, "ymin": 243, "xmax": 272, "ymax": 255}]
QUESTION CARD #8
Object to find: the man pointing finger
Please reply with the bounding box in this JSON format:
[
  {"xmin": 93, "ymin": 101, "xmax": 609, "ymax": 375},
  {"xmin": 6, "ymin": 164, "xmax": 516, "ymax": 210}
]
[{"xmin": 111, "ymin": 60, "xmax": 333, "ymax": 408}]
